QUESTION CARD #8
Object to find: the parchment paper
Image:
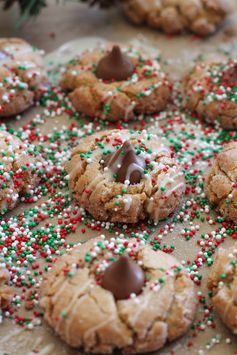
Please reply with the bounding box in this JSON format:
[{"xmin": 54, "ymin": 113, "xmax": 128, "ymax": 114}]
[{"xmin": 1, "ymin": 6, "xmax": 237, "ymax": 355}]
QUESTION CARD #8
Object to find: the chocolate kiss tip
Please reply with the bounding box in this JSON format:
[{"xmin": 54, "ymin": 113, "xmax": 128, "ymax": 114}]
[
  {"xmin": 96, "ymin": 45, "xmax": 135, "ymax": 81},
  {"xmin": 111, "ymin": 45, "xmax": 122, "ymax": 56},
  {"xmin": 101, "ymin": 256, "xmax": 145, "ymax": 300}
]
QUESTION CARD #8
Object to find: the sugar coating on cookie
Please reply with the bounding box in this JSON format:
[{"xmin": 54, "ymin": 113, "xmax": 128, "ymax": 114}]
[
  {"xmin": 122, "ymin": 0, "xmax": 231, "ymax": 36},
  {"xmin": 40, "ymin": 235, "xmax": 197, "ymax": 354},
  {"xmin": 205, "ymin": 142, "xmax": 237, "ymax": 222},
  {"xmin": 0, "ymin": 38, "xmax": 46, "ymax": 117},
  {"xmin": 60, "ymin": 44, "xmax": 171, "ymax": 121},
  {"xmin": 0, "ymin": 266, "xmax": 13, "ymax": 311},
  {"xmin": 208, "ymin": 242, "xmax": 237, "ymax": 334},
  {"xmin": 65, "ymin": 129, "xmax": 185, "ymax": 223},
  {"xmin": 184, "ymin": 59, "xmax": 237, "ymax": 129},
  {"xmin": 0, "ymin": 130, "xmax": 44, "ymax": 214}
]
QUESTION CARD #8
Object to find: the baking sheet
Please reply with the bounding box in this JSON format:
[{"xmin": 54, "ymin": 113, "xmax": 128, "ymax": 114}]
[{"xmin": 1, "ymin": 9, "xmax": 237, "ymax": 354}]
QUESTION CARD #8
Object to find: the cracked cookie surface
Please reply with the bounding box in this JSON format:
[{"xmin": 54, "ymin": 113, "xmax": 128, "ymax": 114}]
[
  {"xmin": 122, "ymin": 0, "xmax": 231, "ymax": 36},
  {"xmin": 40, "ymin": 235, "xmax": 197, "ymax": 354},
  {"xmin": 65, "ymin": 129, "xmax": 185, "ymax": 224},
  {"xmin": 208, "ymin": 242, "xmax": 237, "ymax": 334},
  {"xmin": 0, "ymin": 130, "xmax": 44, "ymax": 214},
  {"xmin": 60, "ymin": 44, "xmax": 171, "ymax": 122},
  {"xmin": 0, "ymin": 38, "xmax": 46, "ymax": 117},
  {"xmin": 184, "ymin": 59, "xmax": 237, "ymax": 129},
  {"xmin": 205, "ymin": 143, "xmax": 237, "ymax": 222}
]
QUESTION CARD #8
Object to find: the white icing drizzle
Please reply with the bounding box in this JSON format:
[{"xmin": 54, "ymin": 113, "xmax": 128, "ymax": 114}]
[
  {"xmin": 84, "ymin": 316, "xmax": 115, "ymax": 342},
  {"xmin": 52, "ymin": 279, "xmax": 68, "ymax": 304},
  {"xmin": 69, "ymin": 158, "xmax": 84, "ymax": 182},
  {"xmin": 0, "ymin": 327, "xmax": 24, "ymax": 344},
  {"xmin": 30, "ymin": 336, "xmax": 43, "ymax": 353},
  {"xmin": 100, "ymin": 74, "xmax": 140, "ymax": 119},
  {"xmin": 125, "ymin": 162, "xmax": 144, "ymax": 182},
  {"xmin": 124, "ymin": 101, "xmax": 136, "ymax": 120},
  {"xmin": 124, "ymin": 195, "xmax": 133, "ymax": 212},
  {"xmin": 146, "ymin": 166, "xmax": 185, "ymax": 222},
  {"xmin": 64, "ymin": 294, "xmax": 88, "ymax": 343},
  {"xmin": 56, "ymin": 279, "xmax": 91, "ymax": 336},
  {"xmin": 104, "ymin": 151, "xmax": 122, "ymax": 171},
  {"xmin": 81, "ymin": 175, "xmax": 105, "ymax": 202},
  {"xmin": 129, "ymin": 292, "xmax": 152, "ymax": 325},
  {"xmin": 165, "ymin": 182, "xmax": 185, "ymax": 197},
  {"xmin": 104, "ymin": 140, "xmax": 145, "ymax": 182}
]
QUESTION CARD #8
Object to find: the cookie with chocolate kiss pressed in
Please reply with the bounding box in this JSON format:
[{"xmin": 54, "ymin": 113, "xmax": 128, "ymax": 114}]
[
  {"xmin": 40, "ymin": 235, "xmax": 197, "ymax": 354},
  {"xmin": 60, "ymin": 43, "xmax": 171, "ymax": 122},
  {"xmin": 65, "ymin": 129, "xmax": 185, "ymax": 224},
  {"xmin": 184, "ymin": 59, "xmax": 237, "ymax": 129},
  {"xmin": 0, "ymin": 38, "xmax": 46, "ymax": 118}
]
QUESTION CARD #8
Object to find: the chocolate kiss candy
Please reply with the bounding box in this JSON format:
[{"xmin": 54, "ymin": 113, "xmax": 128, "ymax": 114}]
[
  {"xmin": 101, "ymin": 256, "xmax": 145, "ymax": 300},
  {"xmin": 96, "ymin": 45, "xmax": 135, "ymax": 81},
  {"xmin": 104, "ymin": 140, "xmax": 145, "ymax": 184}
]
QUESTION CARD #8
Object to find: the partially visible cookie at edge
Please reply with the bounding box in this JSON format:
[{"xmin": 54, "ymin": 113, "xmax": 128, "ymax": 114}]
[
  {"xmin": 0, "ymin": 266, "xmax": 13, "ymax": 312},
  {"xmin": 183, "ymin": 59, "xmax": 237, "ymax": 129},
  {"xmin": 40, "ymin": 235, "xmax": 197, "ymax": 354},
  {"xmin": 122, "ymin": 0, "xmax": 231, "ymax": 36},
  {"xmin": 205, "ymin": 142, "xmax": 237, "ymax": 222},
  {"xmin": 0, "ymin": 130, "xmax": 44, "ymax": 214},
  {"xmin": 0, "ymin": 38, "xmax": 46, "ymax": 118},
  {"xmin": 208, "ymin": 242, "xmax": 237, "ymax": 334},
  {"xmin": 60, "ymin": 43, "xmax": 171, "ymax": 122}
]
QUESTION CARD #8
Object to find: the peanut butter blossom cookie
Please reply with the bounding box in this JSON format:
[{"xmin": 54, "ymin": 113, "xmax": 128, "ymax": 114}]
[
  {"xmin": 122, "ymin": 0, "xmax": 230, "ymax": 36},
  {"xmin": 60, "ymin": 44, "xmax": 171, "ymax": 121},
  {"xmin": 184, "ymin": 59, "xmax": 237, "ymax": 129},
  {"xmin": 205, "ymin": 142, "xmax": 237, "ymax": 223},
  {"xmin": 208, "ymin": 242, "xmax": 237, "ymax": 334},
  {"xmin": 40, "ymin": 235, "xmax": 197, "ymax": 354},
  {"xmin": 0, "ymin": 38, "xmax": 46, "ymax": 117},
  {"xmin": 0, "ymin": 130, "xmax": 44, "ymax": 214},
  {"xmin": 65, "ymin": 129, "xmax": 185, "ymax": 223}
]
